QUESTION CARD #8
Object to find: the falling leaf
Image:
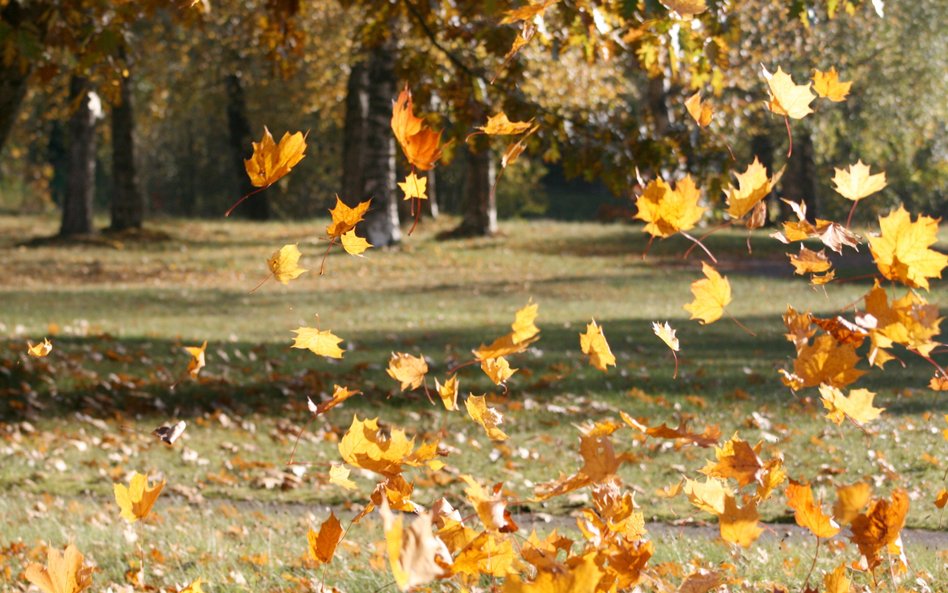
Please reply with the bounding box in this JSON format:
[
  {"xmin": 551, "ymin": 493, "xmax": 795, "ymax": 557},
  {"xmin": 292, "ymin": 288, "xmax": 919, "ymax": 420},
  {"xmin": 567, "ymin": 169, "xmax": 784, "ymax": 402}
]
[
  {"xmin": 929, "ymin": 374, "xmax": 948, "ymax": 391},
  {"xmin": 501, "ymin": 127, "xmax": 539, "ymax": 169},
  {"xmin": 510, "ymin": 300, "xmax": 540, "ymax": 344},
  {"xmin": 850, "ymin": 489, "xmax": 909, "ymax": 570},
  {"xmin": 307, "ymin": 512, "xmax": 344, "ymax": 565},
  {"xmin": 114, "ymin": 471, "xmax": 165, "ymax": 523},
  {"xmin": 326, "ymin": 196, "xmax": 371, "ymax": 239},
  {"xmin": 267, "ymin": 244, "xmax": 307, "ymax": 284},
  {"xmin": 291, "ymin": 323, "xmax": 344, "ymax": 359},
  {"xmin": 308, "ymin": 385, "xmax": 361, "ymax": 416},
  {"xmin": 934, "ymin": 489, "xmax": 947, "ymax": 509},
  {"xmin": 660, "ymin": 0, "xmax": 707, "ymax": 18},
  {"xmin": 461, "ymin": 474, "xmax": 518, "ymax": 532},
  {"xmin": 833, "ymin": 483, "xmax": 872, "ymax": 526},
  {"xmin": 683, "ymin": 476, "xmax": 731, "ymax": 515},
  {"xmin": 391, "ymin": 86, "xmax": 442, "ymax": 171},
  {"xmin": 28, "ymin": 337, "xmax": 52, "ymax": 357},
  {"xmin": 684, "ymin": 263, "xmax": 731, "ymax": 325},
  {"xmin": 398, "ymin": 172, "xmax": 428, "ymax": 201},
  {"xmin": 781, "ymin": 334, "xmax": 865, "ymax": 390},
  {"xmin": 813, "ymin": 67, "xmax": 852, "ymax": 102},
  {"xmin": 387, "ymin": 352, "xmax": 428, "ymax": 391},
  {"xmin": 788, "ymin": 246, "xmax": 832, "ymax": 275},
  {"xmin": 652, "ymin": 321, "xmax": 679, "ymax": 351},
  {"xmin": 329, "ymin": 463, "xmax": 357, "ymax": 491},
  {"xmin": 718, "ymin": 495, "xmax": 763, "ymax": 548},
  {"xmin": 152, "ymin": 421, "xmax": 186, "ymax": 445},
  {"xmin": 435, "ymin": 375, "xmax": 459, "ymax": 411},
  {"xmin": 499, "ymin": 0, "xmax": 558, "ymax": 24},
  {"xmin": 635, "ymin": 175, "xmax": 706, "ymax": 238},
  {"xmin": 579, "ymin": 319, "xmax": 616, "ymax": 372},
  {"xmin": 823, "ymin": 563, "xmax": 852, "ymax": 593},
  {"xmin": 23, "ymin": 544, "xmax": 94, "ymax": 593},
  {"xmin": 474, "ymin": 301, "xmax": 541, "ymax": 360},
  {"xmin": 785, "ymin": 480, "xmax": 840, "ymax": 538},
  {"xmin": 684, "ymin": 92, "xmax": 713, "ymax": 127},
  {"xmin": 481, "ymin": 356, "xmax": 517, "ymax": 385},
  {"xmin": 863, "ymin": 282, "xmax": 942, "ymax": 366},
  {"xmin": 868, "ymin": 205, "xmax": 948, "ymax": 290},
  {"xmin": 819, "ymin": 385, "xmax": 884, "ymax": 426},
  {"xmin": 379, "ymin": 500, "xmax": 450, "ymax": 591},
  {"xmin": 832, "ymin": 161, "xmax": 886, "ymax": 202},
  {"xmin": 244, "ymin": 127, "xmax": 307, "ymax": 188},
  {"xmin": 340, "ymin": 230, "xmax": 372, "ymax": 256},
  {"xmin": 184, "ymin": 340, "xmax": 207, "ymax": 378},
  {"xmin": 179, "ymin": 579, "xmax": 204, "ymax": 593},
  {"xmin": 338, "ymin": 416, "xmax": 435, "ymax": 477},
  {"xmin": 476, "ymin": 112, "xmax": 535, "ymax": 135},
  {"xmin": 700, "ymin": 433, "xmax": 763, "ymax": 488},
  {"xmin": 724, "ymin": 158, "xmax": 783, "ymax": 219},
  {"xmin": 764, "ymin": 66, "xmax": 815, "ymax": 119},
  {"xmin": 466, "ymin": 394, "xmax": 508, "ymax": 441},
  {"xmin": 503, "ymin": 550, "xmax": 602, "ymax": 593}
]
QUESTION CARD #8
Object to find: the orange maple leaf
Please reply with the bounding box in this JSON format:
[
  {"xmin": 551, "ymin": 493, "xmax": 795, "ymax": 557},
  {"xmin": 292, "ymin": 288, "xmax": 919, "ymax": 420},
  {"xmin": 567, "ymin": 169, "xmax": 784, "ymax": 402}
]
[
  {"xmin": 785, "ymin": 480, "xmax": 840, "ymax": 538},
  {"xmin": 307, "ymin": 512, "xmax": 343, "ymax": 565},
  {"xmin": 23, "ymin": 544, "xmax": 94, "ymax": 593},
  {"xmin": 114, "ymin": 471, "xmax": 165, "ymax": 523},
  {"xmin": 244, "ymin": 127, "xmax": 307, "ymax": 188},
  {"xmin": 391, "ymin": 86, "xmax": 442, "ymax": 171},
  {"xmin": 813, "ymin": 67, "xmax": 852, "ymax": 102},
  {"xmin": 387, "ymin": 352, "xmax": 428, "ymax": 391}
]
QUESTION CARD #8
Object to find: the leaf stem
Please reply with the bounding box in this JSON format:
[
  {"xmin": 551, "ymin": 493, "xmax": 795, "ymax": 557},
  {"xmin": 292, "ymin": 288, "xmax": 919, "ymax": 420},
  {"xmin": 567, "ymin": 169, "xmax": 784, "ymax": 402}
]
[
  {"xmin": 784, "ymin": 116, "xmax": 793, "ymax": 158},
  {"xmin": 319, "ymin": 238, "xmax": 337, "ymax": 276},
  {"xmin": 224, "ymin": 185, "xmax": 269, "ymax": 218},
  {"xmin": 680, "ymin": 231, "xmax": 718, "ymax": 263},
  {"xmin": 726, "ymin": 311, "xmax": 756, "ymax": 337},
  {"xmin": 248, "ymin": 273, "xmax": 271, "ymax": 294},
  {"xmin": 801, "ymin": 536, "xmax": 820, "ymax": 592},
  {"xmin": 682, "ymin": 221, "xmax": 730, "ymax": 259}
]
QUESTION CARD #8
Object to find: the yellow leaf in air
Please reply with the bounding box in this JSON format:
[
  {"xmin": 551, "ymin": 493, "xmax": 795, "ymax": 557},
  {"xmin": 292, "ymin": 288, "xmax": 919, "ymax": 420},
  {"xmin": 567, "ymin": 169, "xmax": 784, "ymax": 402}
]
[
  {"xmin": 850, "ymin": 489, "xmax": 909, "ymax": 571},
  {"xmin": 684, "ymin": 91, "xmax": 713, "ymax": 127},
  {"xmin": 651, "ymin": 321, "xmax": 679, "ymax": 351},
  {"xmin": 23, "ymin": 544, "xmax": 94, "ymax": 593},
  {"xmin": 244, "ymin": 127, "xmax": 307, "ymax": 188},
  {"xmin": 511, "ymin": 300, "xmax": 540, "ymax": 344},
  {"xmin": 700, "ymin": 433, "xmax": 763, "ymax": 488},
  {"xmin": 813, "ymin": 67, "xmax": 852, "ymax": 102},
  {"xmin": 267, "ymin": 244, "xmax": 307, "ymax": 284},
  {"xmin": 308, "ymin": 384, "xmax": 361, "ymax": 417},
  {"xmin": 823, "ymin": 563, "xmax": 852, "ymax": 593},
  {"xmin": 935, "ymin": 489, "xmax": 948, "ymax": 509},
  {"xmin": 307, "ymin": 512, "xmax": 344, "ymax": 565},
  {"xmin": 502, "ymin": 550, "xmax": 603, "ymax": 593},
  {"xmin": 819, "ymin": 385, "xmax": 884, "ymax": 426},
  {"xmin": 398, "ymin": 172, "xmax": 428, "ymax": 201},
  {"xmin": 635, "ymin": 174, "xmax": 706, "ymax": 238},
  {"xmin": 683, "ymin": 476, "xmax": 732, "ymax": 515},
  {"xmin": 660, "ymin": 0, "xmax": 707, "ymax": 18},
  {"xmin": 474, "ymin": 300, "xmax": 541, "ymax": 360},
  {"xmin": 291, "ymin": 323, "xmax": 344, "ymax": 359},
  {"xmin": 341, "ymin": 230, "xmax": 372, "ymax": 256},
  {"xmin": 466, "ymin": 394, "xmax": 508, "ymax": 441},
  {"xmin": 782, "ymin": 334, "xmax": 865, "ymax": 390},
  {"xmin": 724, "ymin": 157, "xmax": 783, "ymax": 219},
  {"xmin": 114, "ymin": 472, "xmax": 165, "ymax": 523},
  {"xmin": 788, "ymin": 246, "xmax": 832, "ymax": 275},
  {"xmin": 785, "ymin": 480, "xmax": 841, "ymax": 538},
  {"xmin": 338, "ymin": 416, "xmax": 423, "ymax": 477},
  {"xmin": 832, "ymin": 160, "xmax": 886, "ymax": 201},
  {"xmin": 435, "ymin": 375, "xmax": 459, "ymax": 411},
  {"xmin": 868, "ymin": 205, "xmax": 948, "ymax": 290},
  {"xmin": 863, "ymin": 282, "xmax": 942, "ymax": 366},
  {"xmin": 764, "ymin": 66, "xmax": 815, "ymax": 119},
  {"xmin": 833, "ymin": 483, "xmax": 871, "ymax": 525},
  {"xmin": 380, "ymin": 500, "xmax": 449, "ymax": 592},
  {"xmin": 477, "ymin": 112, "xmax": 535, "ymax": 135},
  {"xmin": 28, "ymin": 337, "xmax": 52, "ymax": 358},
  {"xmin": 329, "ymin": 463, "xmax": 357, "ymax": 491},
  {"xmin": 481, "ymin": 356, "xmax": 517, "ymax": 385},
  {"xmin": 500, "ymin": 126, "xmax": 539, "ymax": 169},
  {"xmin": 718, "ymin": 495, "xmax": 763, "ymax": 548},
  {"xmin": 579, "ymin": 319, "xmax": 616, "ymax": 372},
  {"xmin": 326, "ymin": 196, "xmax": 371, "ymax": 239},
  {"xmin": 184, "ymin": 340, "xmax": 207, "ymax": 378},
  {"xmin": 387, "ymin": 352, "xmax": 428, "ymax": 391},
  {"xmin": 684, "ymin": 262, "xmax": 731, "ymax": 325}
]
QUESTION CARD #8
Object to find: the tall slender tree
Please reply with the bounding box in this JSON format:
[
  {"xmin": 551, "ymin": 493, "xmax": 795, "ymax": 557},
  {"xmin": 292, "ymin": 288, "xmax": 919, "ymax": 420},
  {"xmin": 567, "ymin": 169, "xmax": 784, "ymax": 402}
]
[{"xmin": 60, "ymin": 76, "xmax": 97, "ymax": 236}]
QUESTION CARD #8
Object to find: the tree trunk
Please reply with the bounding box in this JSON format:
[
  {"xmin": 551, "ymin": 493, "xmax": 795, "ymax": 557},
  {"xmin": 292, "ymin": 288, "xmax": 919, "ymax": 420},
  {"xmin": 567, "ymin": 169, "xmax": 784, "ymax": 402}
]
[
  {"xmin": 647, "ymin": 77, "xmax": 670, "ymax": 137},
  {"xmin": 781, "ymin": 130, "xmax": 819, "ymax": 219},
  {"xmin": 341, "ymin": 59, "xmax": 368, "ymax": 202},
  {"xmin": 425, "ymin": 168, "xmax": 439, "ymax": 218},
  {"xmin": 358, "ymin": 42, "xmax": 400, "ymax": 247},
  {"xmin": 109, "ymin": 63, "xmax": 144, "ymax": 231},
  {"xmin": 449, "ymin": 136, "xmax": 497, "ymax": 237},
  {"xmin": 751, "ymin": 132, "xmax": 782, "ymax": 225},
  {"xmin": 0, "ymin": 1, "xmax": 46, "ymax": 158},
  {"xmin": 225, "ymin": 73, "xmax": 269, "ymax": 220},
  {"xmin": 59, "ymin": 76, "xmax": 97, "ymax": 237}
]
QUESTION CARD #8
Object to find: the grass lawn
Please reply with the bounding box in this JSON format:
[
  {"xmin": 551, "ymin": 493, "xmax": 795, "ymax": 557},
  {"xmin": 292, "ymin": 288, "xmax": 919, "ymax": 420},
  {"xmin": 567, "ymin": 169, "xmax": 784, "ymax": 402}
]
[{"xmin": 1, "ymin": 213, "xmax": 946, "ymax": 591}]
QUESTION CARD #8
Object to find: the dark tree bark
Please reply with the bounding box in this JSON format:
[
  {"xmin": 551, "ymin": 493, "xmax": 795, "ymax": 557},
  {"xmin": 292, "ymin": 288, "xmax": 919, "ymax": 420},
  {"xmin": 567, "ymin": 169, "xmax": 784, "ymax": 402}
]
[
  {"xmin": 647, "ymin": 77, "xmax": 670, "ymax": 136},
  {"xmin": 341, "ymin": 59, "xmax": 368, "ymax": 202},
  {"xmin": 751, "ymin": 132, "xmax": 782, "ymax": 225},
  {"xmin": 781, "ymin": 130, "xmax": 819, "ymax": 219},
  {"xmin": 225, "ymin": 73, "xmax": 269, "ymax": 220},
  {"xmin": 109, "ymin": 61, "xmax": 144, "ymax": 231},
  {"xmin": 449, "ymin": 136, "xmax": 497, "ymax": 237},
  {"xmin": 59, "ymin": 76, "xmax": 97, "ymax": 237},
  {"xmin": 353, "ymin": 42, "xmax": 400, "ymax": 247},
  {"xmin": 0, "ymin": 1, "xmax": 47, "ymax": 158}
]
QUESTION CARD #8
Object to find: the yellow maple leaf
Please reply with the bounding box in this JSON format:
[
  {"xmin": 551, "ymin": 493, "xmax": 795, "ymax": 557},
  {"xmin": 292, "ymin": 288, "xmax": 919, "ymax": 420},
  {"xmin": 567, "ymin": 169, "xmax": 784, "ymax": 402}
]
[
  {"xmin": 435, "ymin": 375, "xmax": 459, "ymax": 411},
  {"xmin": 635, "ymin": 175, "xmax": 706, "ymax": 238},
  {"xmin": 764, "ymin": 66, "xmax": 815, "ymax": 119},
  {"xmin": 832, "ymin": 160, "xmax": 886, "ymax": 201},
  {"xmin": 785, "ymin": 480, "xmax": 841, "ymax": 538},
  {"xmin": 328, "ymin": 463, "xmax": 357, "ymax": 491},
  {"xmin": 340, "ymin": 230, "xmax": 372, "ymax": 256},
  {"xmin": 244, "ymin": 127, "xmax": 307, "ymax": 188},
  {"xmin": 326, "ymin": 196, "xmax": 371, "ymax": 239},
  {"xmin": 718, "ymin": 494, "xmax": 763, "ymax": 548},
  {"xmin": 510, "ymin": 300, "xmax": 540, "ymax": 344},
  {"xmin": 379, "ymin": 500, "xmax": 449, "ymax": 592},
  {"xmin": 863, "ymin": 282, "xmax": 942, "ymax": 366},
  {"xmin": 474, "ymin": 300, "xmax": 541, "ymax": 360},
  {"xmin": 833, "ymin": 482, "xmax": 872, "ymax": 526},
  {"xmin": 184, "ymin": 340, "xmax": 207, "ymax": 378},
  {"xmin": 651, "ymin": 321, "xmax": 679, "ymax": 351},
  {"xmin": 782, "ymin": 334, "xmax": 865, "ymax": 390},
  {"xmin": 308, "ymin": 384, "xmax": 361, "ymax": 417},
  {"xmin": 787, "ymin": 246, "xmax": 832, "ymax": 275},
  {"xmin": 724, "ymin": 157, "xmax": 783, "ymax": 219},
  {"xmin": 23, "ymin": 544, "xmax": 94, "ymax": 593},
  {"xmin": 114, "ymin": 471, "xmax": 165, "ymax": 523},
  {"xmin": 868, "ymin": 205, "xmax": 948, "ymax": 290},
  {"xmin": 813, "ymin": 67, "xmax": 852, "ymax": 102},
  {"xmin": 179, "ymin": 578, "xmax": 204, "ymax": 593},
  {"xmin": 28, "ymin": 337, "xmax": 52, "ymax": 358},
  {"xmin": 481, "ymin": 356, "xmax": 517, "ymax": 385},
  {"xmin": 267, "ymin": 244, "xmax": 307, "ymax": 284},
  {"xmin": 684, "ymin": 262, "xmax": 731, "ymax": 324},
  {"xmin": 819, "ymin": 385, "xmax": 884, "ymax": 426},
  {"xmin": 683, "ymin": 476, "xmax": 732, "ymax": 515},
  {"xmin": 466, "ymin": 394, "xmax": 508, "ymax": 441},
  {"xmin": 387, "ymin": 352, "xmax": 428, "ymax": 391},
  {"xmin": 307, "ymin": 512, "xmax": 343, "ymax": 565},
  {"xmin": 476, "ymin": 112, "xmax": 535, "ymax": 135},
  {"xmin": 503, "ymin": 550, "xmax": 603, "ymax": 593},
  {"xmin": 291, "ymin": 323, "xmax": 344, "ymax": 359},
  {"xmin": 579, "ymin": 319, "xmax": 616, "ymax": 372},
  {"xmin": 700, "ymin": 432, "xmax": 763, "ymax": 488},
  {"xmin": 398, "ymin": 172, "xmax": 428, "ymax": 201},
  {"xmin": 338, "ymin": 416, "xmax": 433, "ymax": 477},
  {"xmin": 823, "ymin": 563, "xmax": 851, "ymax": 593},
  {"xmin": 684, "ymin": 91, "xmax": 713, "ymax": 127}
]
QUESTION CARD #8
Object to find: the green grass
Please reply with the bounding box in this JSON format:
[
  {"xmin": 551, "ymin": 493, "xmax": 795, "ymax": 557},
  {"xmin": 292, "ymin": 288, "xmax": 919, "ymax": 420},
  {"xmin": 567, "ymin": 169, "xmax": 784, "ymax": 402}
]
[{"xmin": 1, "ymin": 213, "xmax": 946, "ymax": 591}]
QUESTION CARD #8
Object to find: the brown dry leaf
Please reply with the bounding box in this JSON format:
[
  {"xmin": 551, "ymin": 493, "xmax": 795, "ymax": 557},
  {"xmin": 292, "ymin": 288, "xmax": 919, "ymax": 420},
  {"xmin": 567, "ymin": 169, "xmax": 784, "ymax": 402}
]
[
  {"xmin": 813, "ymin": 67, "xmax": 852, "ymax": 102},
  {"xmin": 308, "ymin": 385, "xmax": 361, "ymax": 417},
  {"xmin": 579, "ymin": 319, "xmax": 616, "ymax": 372},
  {"xmin": 783, "ymin": 306, "xmax": 815, "ymax": 353},
  {"xmin": 435, "ymin": 375, "xmax": 459, "ymax": 411},
  {"xmin": 661, "ymin": 0, "xmax": 707, "ymax": 18},
  {"xmin": 267, "ymin": 244, "xmax": 307, "ymax": 284},
  {"xmin": 684, "ymin": 92, "xmax": 713, "ymax": 127},
  {"xmin": 832, "ymin": 160, "xmax": 886, "ymax": 201},
  {"xmin": 114, "ymin": 471, "xmax": 165, "ymax": 523},
  {"xmin": 380, "ymin": 500, "xmax": 450, "ymax": 591},
  {"xmin": 387, "ymin": 352, "xmax": 428, "ymax": 391},
  {"xmin": 326, "ymin": 196, "xmax": 371, "ymax": 240},
  {"xmin": 23, "ymin": 544, "xmax": 94, "ymax": 593},
  {"xmin": 718, "ymin": 495, "xmax": 763, "ymax": 548},
  {"xmin": 391, "ymin": 86, "xmax": 442, "ymax": 171},
  {"xmin": 788, "ymin": 246, "xmax": 831, "ymax": 275},
  {"xmin": 466, "ymin": 394, "xmax": 508, "ymax": 441},
  {"xmin": 291, "ymin": 324, "xmax": 344, "ymax": 359},
  {"xmin": 724, "ymin": 158, "xmax": 783, "ymax": 219},
  {"xmin": 28, "ymin": 337, "xmax": 52, "ymax": 358},
  {"xmin": 819, "ymin": 385, "xmax": 884, "ymax": 426},
  {"xmin": 683, "ymin": 262, "xmax": 732, "ymax": 325},
  {"xmin": 184, "ymin": 340, "xmax": 207, "ymax": 378},
  {"xmin": 700, "ymin": 433, "xmax": 763, "ymax": 489},
  {"xmin": 868, "ymin": 205, "xmax": 948, "ymax": 290},
  {"xmin": 308, "ymin": 512, "xmax": 344, "ymax": 565},
  {"xmin": 244, "ymin": 127, "xmax": 307, "ymax": 188},
  {"xmin": 481, "ymin": 356, "xmax": 518, "ymax": 385},
  {"xmin": 850, "ymin": 489, "xmax": 909, "ymax": 570},
  {"xmin": 764, "ymin": 66, "xmax": 815, "ymax": 119},
  {"xmin": 678, "ymin": 570, "xmax": 722, "ymax": 593},
  {"xmin": 785, "ymin": 480, "xmax": 840, "ymax": 538}
]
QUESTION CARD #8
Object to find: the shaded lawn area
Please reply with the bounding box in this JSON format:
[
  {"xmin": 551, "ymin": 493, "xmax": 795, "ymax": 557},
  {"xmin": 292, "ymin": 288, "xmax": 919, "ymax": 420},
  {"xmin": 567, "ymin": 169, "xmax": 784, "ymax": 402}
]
[{"xmin": 1, "ymin": 214, "xmax": 946, "ymax": 591}]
